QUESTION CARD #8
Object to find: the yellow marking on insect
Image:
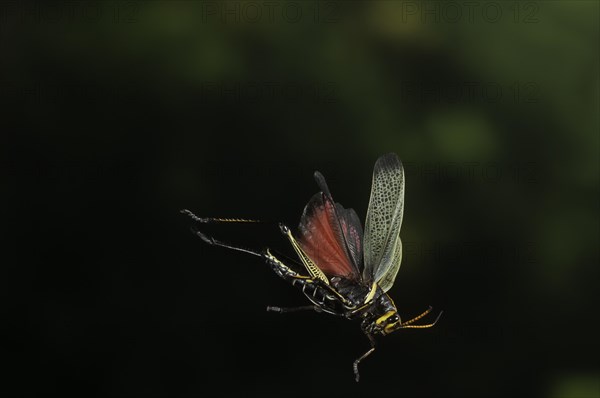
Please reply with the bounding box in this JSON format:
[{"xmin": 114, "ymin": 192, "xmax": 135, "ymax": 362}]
[
  {"xmin": 283, "ymin": 229, "xmax": 330, "ymax": 285},
  {"xmin": 266, "ymin": 249, "xmax": 293, "ymax": 272},
  {"xmin": 376, "ymin": 309, "xmax": 401, "ymax": 335},
  {"xmin": 384, "ymin": 321, "xmax": 401, "ymax": 334},
  {"xmin": 375, "ymin": 310, "xmax": 397, "ymax": 326},
  {"xmin": 364, "ymin": 282, "xmax": 378, "ymax": 304},
  {"xmin": 386, "ymin": 294, "xmax": 396, "ymax": 308}
]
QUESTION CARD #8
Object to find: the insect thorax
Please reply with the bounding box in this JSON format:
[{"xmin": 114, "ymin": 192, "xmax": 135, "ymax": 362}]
[{"xmin": 329, "ymin": 276, "xmax": 373, "ymax": 309}]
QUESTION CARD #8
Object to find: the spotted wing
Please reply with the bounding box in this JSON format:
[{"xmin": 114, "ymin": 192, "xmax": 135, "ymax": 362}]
[
  {"xmin": 362, "ymin": 153, "xmax": 405, "ymax": 292},
  {"xmin": 295, "ymin": 172, "xmax": 363, "ymax": 277}
]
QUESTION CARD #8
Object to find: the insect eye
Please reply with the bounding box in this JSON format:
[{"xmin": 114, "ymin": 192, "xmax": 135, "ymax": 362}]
[{"xmin": 389, "ymin": 315, "xmax": 399, "ymax": 323}]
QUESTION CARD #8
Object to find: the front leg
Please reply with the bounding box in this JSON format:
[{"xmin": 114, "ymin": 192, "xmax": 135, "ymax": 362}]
[{"xmin": 353, "ymin": 333, "xmax": 376, "ymax": 382}]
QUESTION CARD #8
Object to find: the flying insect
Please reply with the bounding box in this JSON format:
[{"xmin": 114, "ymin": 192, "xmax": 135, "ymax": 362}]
[{"xmin": 181, "ymin": 153, "xmax": 441, "ymax": 381}]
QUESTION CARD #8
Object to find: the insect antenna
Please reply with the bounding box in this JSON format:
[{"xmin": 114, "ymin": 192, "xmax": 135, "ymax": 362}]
[
  {"xmin": 401, "ymin": 306, "xmax": 433, "ymax": 326},
  {"xmin": 400, "ymin": 309, "xmax": 443, "ymax": 329}
]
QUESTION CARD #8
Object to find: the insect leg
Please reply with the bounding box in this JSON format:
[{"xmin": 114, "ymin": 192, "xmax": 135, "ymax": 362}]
[
  {"xmin": 266, "ymin": 305, "xmax": 322, "ymax": 313},
  {"xmin": 353, "ymin": 333, "xmax": 376, "ymax": 383},
  {"xmin": 264, "ymin": 250, "xmax": 355, "ymax": 311},
  {"xmin": 180, "ymin": 209, "xmax": 262, "ymax": 224},
  {"xmin": 263, "ymin": 248, "xmax": 310, "ymax": 279},
  {"xmin": 189, "ymin": 226, "xmax": 263, "ymax": 258},
  {"xmin": 183, "ymin": 210, "xmax": 281, "ymax": 261}
]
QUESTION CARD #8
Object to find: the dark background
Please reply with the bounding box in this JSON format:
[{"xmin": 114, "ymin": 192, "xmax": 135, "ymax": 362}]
[{"xmin": 3, "ymin": 1, "xmax": 599, "ymax": 397}]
